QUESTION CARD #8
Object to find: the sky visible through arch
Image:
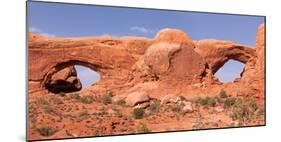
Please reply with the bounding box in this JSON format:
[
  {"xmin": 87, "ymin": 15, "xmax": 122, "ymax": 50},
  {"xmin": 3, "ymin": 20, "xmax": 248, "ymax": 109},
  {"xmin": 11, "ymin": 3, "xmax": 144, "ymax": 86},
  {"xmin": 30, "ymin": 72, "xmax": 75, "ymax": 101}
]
[{"xmin": 28, "ymin": 1, "xmax": 265, "ymax": 87}]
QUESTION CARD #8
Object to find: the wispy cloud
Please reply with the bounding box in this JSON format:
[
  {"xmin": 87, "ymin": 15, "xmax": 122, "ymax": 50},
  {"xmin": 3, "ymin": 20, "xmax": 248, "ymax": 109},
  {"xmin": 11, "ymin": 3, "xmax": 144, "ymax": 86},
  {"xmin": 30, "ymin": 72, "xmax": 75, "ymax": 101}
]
[
  {"xmin": 29, "ymin": 27, "xmax": 56, "ymax": 37},
  {"xmin": 130, "ymin": 26, "xmax": 154, "ymax": 34}
]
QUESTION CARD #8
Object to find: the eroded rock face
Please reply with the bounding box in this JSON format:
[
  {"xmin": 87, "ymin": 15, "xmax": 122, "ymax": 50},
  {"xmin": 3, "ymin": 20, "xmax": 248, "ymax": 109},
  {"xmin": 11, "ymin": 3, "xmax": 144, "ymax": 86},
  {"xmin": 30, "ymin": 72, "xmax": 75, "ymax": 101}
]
[
  {"xmin": 45, "ymin": 66, "xmax": 82, "ymax": 93},
  {"xmin": 28, "ymin": 24, "xmax": 265, "ymax": 99},
  {"xmin": 143, "ymin": 29, "xmax": 206, "ymax": 82},
  {"xmin": 256, "ymin": 24, "xmax": 265, "ymax": 78}
]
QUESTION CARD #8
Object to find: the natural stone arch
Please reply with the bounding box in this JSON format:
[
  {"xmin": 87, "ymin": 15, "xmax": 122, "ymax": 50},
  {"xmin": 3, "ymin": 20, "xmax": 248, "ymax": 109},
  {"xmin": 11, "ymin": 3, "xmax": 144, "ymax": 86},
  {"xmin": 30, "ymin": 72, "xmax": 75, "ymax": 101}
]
[
  {"xmin": 194, "ymin": 39, "xmax": 256, "ymax": 75},
  {"xmin": 41, "ymin": 60, "xmax": 103, "ymax": 90},
  {"xmin": 214, "ymin": 59, "xmax": 246, "ymax": 82}
]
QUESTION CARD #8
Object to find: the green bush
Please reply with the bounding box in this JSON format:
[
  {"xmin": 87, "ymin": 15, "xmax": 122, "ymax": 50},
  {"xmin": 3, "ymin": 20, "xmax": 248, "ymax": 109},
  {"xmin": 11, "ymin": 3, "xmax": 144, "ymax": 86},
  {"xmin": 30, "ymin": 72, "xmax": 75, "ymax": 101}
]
[
  {"xmin": 102, "ymin": 95, "xmax": 112, "ymax": 105},
  {"xmin": 219, "ymin": 89, "xmax": 227, "ymax": 98},
  {"xmin": 224, "ymin": 97, "xmax": 236, "ymax": 108},
  {"xmin": 208, "ymin": 97, "xmax": 217, "ymax": 107},
  {"xmin": 115, "ymin": 99, "xmax": 126, "ymax": 106},
  {"xmin": 133, "ymin": 108, "xmax": 145, "ymax": 119},
  {"xmin": 136, "ymin": 123, "xmax": 150, "ymax": 133},
  {"xmin": 36, "ymin": 126, "xmax": 57, "ymax": 137},
  {"xmin": 80, "ymin": 95, "xmax": 94, "ymax": 104},
  {"xmin": 230, "ymin": 98, "xmax": 259, "ymax": 122},
  {"xmin": 197, "ymin": 96, "xmax": 216, "ymax": 107}
]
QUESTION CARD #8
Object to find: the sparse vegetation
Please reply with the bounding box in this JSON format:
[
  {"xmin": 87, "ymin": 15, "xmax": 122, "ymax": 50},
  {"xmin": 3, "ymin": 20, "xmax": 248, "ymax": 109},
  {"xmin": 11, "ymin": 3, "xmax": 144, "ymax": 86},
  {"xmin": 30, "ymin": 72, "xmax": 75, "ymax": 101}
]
[
  {"xmin": 229, "ymin": 97, "xmax": 259, "ymax": 122},
  {"xmin": 148, "ymin": 101, "xmax": 161, "ymax": 114},
  {"xmin": 102, "ymin": 94, "xmax": 112, "ymax": 105},
  {"xmin": 107, "ymin": 91, "xmax": 114, "ymax": 97},
  {"xmin": 36, "ymin": 126, "xmax": 57, "ymax": 137},
  {"xmin": 179, "ymin": 95, "xmax": 188, "ymax": 101},
  {"xmin": 49, "ymin": 97, "xmax": 63, "ymax": 105},
  {"xmin": 79, "ymin": 111, "xmax": 90, "ymax": 120},
  {"xmin": 133, "ymin": 108, "xmax": 145, "ymax": 119},
  {"xmin": 115, "ymin": 110, "xmax": 123, "ymax": 118},
  {"xmin": 36, "ymin": 97, "xmax": 49, "ymax": 105},
  {"xmin": 80, "ymin": 95, "xmax": 95, "ymax": 104},
  {"xmin": 171, "ymin": 104, "xmax": 183, "ymax": 113},
  {"xmin": 219, "ymin": 89, "xmax": 227, "ymax": 98},
  {"xmin": 136, "ymin": 123, "xmax": 150, "ymax": 133},
  {"xmin": 223, "ymin": 97, "xmax": 236, "ymax": 108},
  {"xmin": 115, "ymin": 99, "xmax": 126, "ymax": 106},
  {"xmin": 43, "ymin": 106, "xmax": 60, "ymax": 116},
  {"xmin": 195, "ymin": 96, "xmax": 217, "ymax": 107},
  {"xmin": 69, "ymin": 93, "xmax": 80, "ymax": 100}
]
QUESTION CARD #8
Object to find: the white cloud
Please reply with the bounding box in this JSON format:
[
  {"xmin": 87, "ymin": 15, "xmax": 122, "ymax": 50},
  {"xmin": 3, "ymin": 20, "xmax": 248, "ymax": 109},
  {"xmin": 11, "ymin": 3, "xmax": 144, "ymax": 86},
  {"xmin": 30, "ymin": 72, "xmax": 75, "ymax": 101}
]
[
  {"xmin": 29, "ymin": 27, "xmax": 56, "ymax": 37},
  {"xmin": 130, "ymin": 26, "xmax": 154, "ymax": 34}
]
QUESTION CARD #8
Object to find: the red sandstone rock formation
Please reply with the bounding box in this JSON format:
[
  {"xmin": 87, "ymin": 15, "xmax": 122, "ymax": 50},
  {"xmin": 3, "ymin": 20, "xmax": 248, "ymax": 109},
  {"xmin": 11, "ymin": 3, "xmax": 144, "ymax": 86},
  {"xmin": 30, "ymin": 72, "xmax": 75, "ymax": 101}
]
[
  {"xmin": 28, "ymin": 24, "xmax": 265, "ymax": 141},
  {"xmin": 28, "ymin": 24, "xmax": 265, "ymax": 100}
]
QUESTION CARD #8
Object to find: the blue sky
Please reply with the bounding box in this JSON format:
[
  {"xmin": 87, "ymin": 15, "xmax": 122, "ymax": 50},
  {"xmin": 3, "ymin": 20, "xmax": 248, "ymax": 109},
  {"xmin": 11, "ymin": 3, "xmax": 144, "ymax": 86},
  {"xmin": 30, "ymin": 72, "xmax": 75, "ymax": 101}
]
[{"xmin": 28, "ymin": 1, "xmax": 264, "ymax": 87}]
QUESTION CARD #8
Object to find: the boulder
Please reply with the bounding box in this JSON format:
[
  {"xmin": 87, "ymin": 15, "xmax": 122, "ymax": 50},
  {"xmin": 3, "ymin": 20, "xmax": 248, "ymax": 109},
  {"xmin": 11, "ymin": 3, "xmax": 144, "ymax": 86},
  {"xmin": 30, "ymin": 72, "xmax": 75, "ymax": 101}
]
[
  {"xmin": 45, "ymin": 66, "xmax": 82, "ymax": 93},
  {"xmin": 144, "ymin": 42, "xmax": 181, "ymax": 75},
  {"xmin": 154, "ymin": 28, "xmax": 194, "ymax": 46},
  {"xmin": 182, "ymin": 102, "xmax": 193, "ymax": 113},
  {"xmin": 134, "ymin": 102, "xmax": 150, "ymax": 109},
  {"xmin": 125, "ymin": 91, "xmax": 150, "ymax": 106},
  {"xmin": 144, "ymin": 29, "xmax": 206, "ymax": 81}
]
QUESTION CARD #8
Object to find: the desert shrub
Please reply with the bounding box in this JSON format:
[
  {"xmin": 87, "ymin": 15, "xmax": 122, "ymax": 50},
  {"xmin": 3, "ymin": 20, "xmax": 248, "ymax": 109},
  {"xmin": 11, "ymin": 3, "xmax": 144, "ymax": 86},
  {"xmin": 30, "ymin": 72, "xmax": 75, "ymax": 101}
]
[
  {"xmin": 224, "ymin": 97, "xmax": 236, "ymax": 108},
  {"xmin": 102, "ymin": 94, "xmax": 112, "ymax": 105},
  {"xmin": 36, "ymin": 126, "xmax": 57, "ymax": 137},
  {"xmin": 148, "ymin": 101, "xmax": 161, "ymax": 114},
  {"xmin": 36, "ymin": 97, "xmax": 49, "ymax": 105},
  {"xmin": 69, "ymin": 93, "xmax": 80, "ymax": 100},
  {"xmin": 133, "ymin": 108, "xmax": 145, "ymax": 119},
  {"xmin": 254, "ymin": 107, "xmax": 265, "ymax": 118},
  {"xmin": 136, "ymin": 123, "xmax": 150, "ymax": 133},
  {"xmin": 219, "ymin": 89, "xmax": 227, "ymax": 98},
  {"xmin": 171, "ymin": 104, "xmax": 183, "ymax": 113},
  {"xmin": 49, "ymin": 97, "xmax": 63, "ymax": 105},
  {"xmin": 80, "ymin": 95, "xmax": 94, "ymax": 104},
  {"xmin": 79, "ymin": 111, "xmax": 89, "ymax": 120},
  {"xmin": 230, "ymin": 98, "xmax": 259, "ymax": 122},
  {"xmin": 195, "ymin": 96, "xmax": 219, "ymax": 107},
  {"xmin": 247, "ymin": 98, "xmax": 258, "ymax": 111},
  {"xmin": 43, "ymin": 106, "xmax": 60, "ymax": 116},
  {"xmin": 115, "ymin": 99, "xmax": 126, "ymax": 106},
  {"xmin": 197, "ymin": 96, "xmax": 217, "ymax": 107},
  {"xmin": 107, "ymin": 91, "xmax": 114, "ymax": 97},
  {"xmin": 208, "ymin": 97, "xmax": 217, "ymax": 107},
  {"xmin": 179, "ymin": 95, "xmax": 188, "ymax": 101},
  {"xmin": 115, "ymin": 110, "xmax": 123, "ymax": 118}
]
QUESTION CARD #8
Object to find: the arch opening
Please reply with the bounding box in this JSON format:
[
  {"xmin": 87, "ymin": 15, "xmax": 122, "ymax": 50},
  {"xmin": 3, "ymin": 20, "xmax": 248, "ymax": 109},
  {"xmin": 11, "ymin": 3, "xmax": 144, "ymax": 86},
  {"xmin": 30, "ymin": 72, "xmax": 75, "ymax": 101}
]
[
  {"xmin": 214, "ymin": 59, "xmax": 245, "ymax": 83},
  {"xmin": 74, "ymin": 65, "xmax": 100, "ymax": 90},
  {"xmin": 43, "ymin": 61, "xmax": 101, "ymax": 94}
]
